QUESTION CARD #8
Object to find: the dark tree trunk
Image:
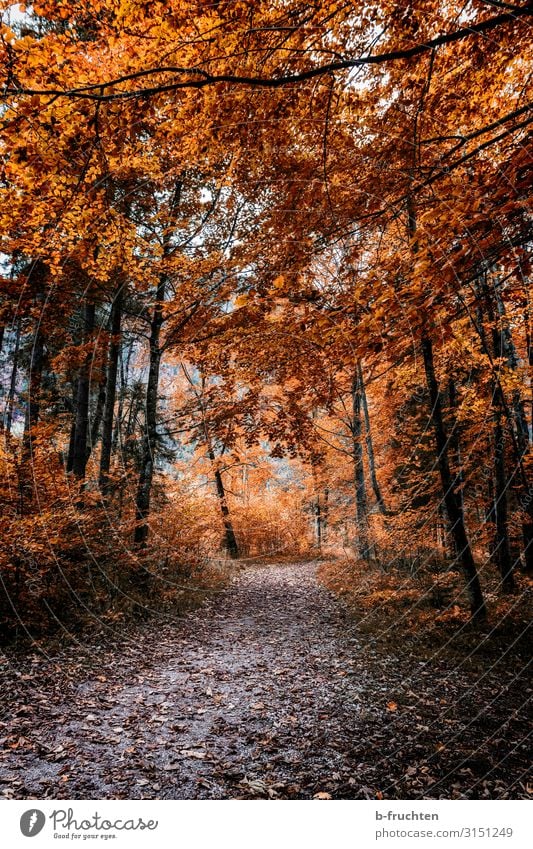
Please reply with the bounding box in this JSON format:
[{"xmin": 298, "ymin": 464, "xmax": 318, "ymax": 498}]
[
  {"xmin": 487, "ymin": 294, "xmax": 515, "ymax": 592},
  {"xmin": 113, "ymin": 337, "xmax": 133, "ymax": 455},
  {"xmin": 23, "ymin": 325, "xmax": 44, "ymax": 447},
  {"xmin": 203, "ymin": 431, "xmax": 239, "ymax": 558},
  {"xmin": 421, "ymin": 334, "xmax": 487, "ymax": 622},
  {"xmin": 87, "ymin": 326, "xmax": 110, "ymax": 464},
  {"xmin": 351, "ymin": 365, "xmax": 370, "ymax": 559},
  {"xmin": 211, "ymin": 454, "xmax": 239, "ymax": 559},
  {"xmin": 89, "ymin": 368, "xmax": 106, "ymax": 458},
  {"xmin": 408, "ymin": 185, "xmax": 485, "ymax": 619},
  {"xmin": 66, "ymin": 380, "xmax": 78, "ymax": 473},
  {"xmin": 322, "ymin": 487, "xmax": 329, "ymax": 543},
  {"xmin": 133, "ymin": 181, "xmax": 182, "ymax": 546},
  {"xmin": 134, "ymin": 182, "xmax": 181, "ymax": 545},
  {"xmin": 522, "ymin": 521, "xmax": 533, "ymax": 575},
  {"xmin": 358, "ymin": 360, "xmax": 386, "ymax": 514},
  {"xmin": 4, "ymin": 318, "xmax": 21, "ymax": 434},
  {"xmin": 491, "ymin": 413, "xmax": 515, "ymax": 592},
  {"xmin": 99, "ymin": 284, "xmax": 123, "ymax": 494},
  {"xmin": 315, "ymin": 494, "xmax": 322, "ymax": 550},
  {"xmin": 134, "ymin": 274, "xmax": 165, "ymax": 545},
  {"xmin": 496, "ymin": 298, "xmax": 533, "ymax": 576},
  {"xmin": 21, "ymin": 322, "xmax": 45, "ymax": 502},
  {"xmin": 495, "ymin": 285, "xmax": 530, "ymax": 453},
  {"xmin": 448, "ymin": 378, "xmax": 465, "ymax": 511},
  {"xmin": 475, "ymin": 275, "xmax": 533, "ymax": 574},
  {"xmin": 311, "ymin": 461, "xmax": 322, "ymax": 550},
  {"xmin": 480, "ymin": 278, "xmax": 523, "ymax": 582},
  {"xmin": 71, "ymin": 301, "xmax": 95, "ymax": 479}
]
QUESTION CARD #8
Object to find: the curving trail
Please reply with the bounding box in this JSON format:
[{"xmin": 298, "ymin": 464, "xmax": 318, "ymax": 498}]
[{"xmin": 0, "ymin": 562, "xmax": 529, "ymax": 799}]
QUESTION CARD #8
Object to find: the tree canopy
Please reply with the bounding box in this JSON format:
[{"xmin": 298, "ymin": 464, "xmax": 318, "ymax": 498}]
[{"xmin": 0, "ymin": 0, "xmax": 532, "ymax": 636}]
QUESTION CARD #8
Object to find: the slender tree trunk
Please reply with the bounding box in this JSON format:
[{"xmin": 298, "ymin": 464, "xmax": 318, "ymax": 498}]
[
  {"xmin": 20, "ymin": 321, "xmax": 45, "ymax": 504},
  {"xmin": 495, "ymin": 288, "xmax": 533, "ymax": 574},
  {"xmin": 99, "ymin": 283, "xmax": 123, "ymax": 494},
  {"xmin": 495, "ymin": 285, "xmax": 530, "ymax": 451},
  {"xmin": 447, "ymin": 378, "xmax": 465, "ymax": 511},
  {"xmin": 23, "ymin": 325, "xmax": 44, "ymax": 446},
  {"xmin": 89, "ymin": 367, "xmax": 106, "ymax": 458},
  {"xmin": 134, "ymin": 274, "xmax": 165, "ymax": 545},
  {"xmin": 311, "ymin": 461, "xmax": 322, "ymax": 550},
  {"xmin": 71, "ymin": 301, "xmax": 95, "ymax": 479},
  {"xmin": 475, "ymin": 275, "xmax": 533, "ymax": 574},
  {"xmin": 491, "ymin": 412, "xmax": 515, "ymax": 591},
  {"xmin": 486, "ymin": 292, "xmax": 515, "ymax": 591},
  {"xmin": 351, "ymin": 365, "xmax": 370, "ymax": 559},
  {"xmin": 66, "ymin": 312, "xmax": 82, "ymax": 473},
  {"xmin": 209, "ymin": 449, "xmax": 239, "ymax": 559},
  {"xmin": 87, "ymin": 324, "xmax": 110, "ymax": 463},
  {"xmin": 322, "ymin": 487, "xmax": 329, "ymax": 543},
  {"xmin": 4, "ymin": 317, "xmax": 21, "ymax": 433},
  {"xmin": 407, "ymin": 181, "xmax": 485, "ymax": 619},
  {"xmin": 66, "ymin": 380, "xmax": 78, "ymax": 472},
  {"xmin": 421, "ymin": 334, "xmax": 487, "ymax": 621},
  {"xmin": 358, "ymin": 360, "xmax": 386, "ymax": 514},
  {"xmin": 315, "ymin": 494, "xmax": 322, "ymax": 549},
  {"xmin": 134, "ymin": 182, "xmax": 181, "ymax": 545},
  {"xmin": 113, "ymin": 337, "xmax": 133, "ymax": 454}
]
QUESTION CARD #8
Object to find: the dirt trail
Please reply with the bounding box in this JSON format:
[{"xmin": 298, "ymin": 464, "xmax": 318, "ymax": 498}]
[{"xmin": 0, "ymin": 562, "xmax": 530, "ymax": 799}]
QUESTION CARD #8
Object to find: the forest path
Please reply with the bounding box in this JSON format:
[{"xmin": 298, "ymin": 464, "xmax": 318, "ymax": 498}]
[{"xmin": 0, "ymin": 561, "xmax": 529, "ymax": 799}]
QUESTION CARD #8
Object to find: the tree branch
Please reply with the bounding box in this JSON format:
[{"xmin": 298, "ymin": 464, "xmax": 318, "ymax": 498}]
[{"xmin": 2, "ymin": 10, "xmax": 531, "ymax": 102}]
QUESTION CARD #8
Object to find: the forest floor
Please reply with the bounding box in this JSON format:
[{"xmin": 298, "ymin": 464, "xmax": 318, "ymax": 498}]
[{"xmin": 0, "ymin": 561, "xmax": 530, "ymax": 800}]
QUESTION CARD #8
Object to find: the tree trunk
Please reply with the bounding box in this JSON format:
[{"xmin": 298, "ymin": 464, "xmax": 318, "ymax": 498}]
[
  {"xmin": 421, "ymin": 334, "xmax": 487, "ymax": 621},
  {"xmin": 358, "ymin": 359, "xmax": 386, "ymax": 514},
  {"xmin": 71, "ymin": 301, "xmax": 95, "ymax": 479},
  {"xmin": 113, "ymin": 337, "xmax": 133, "ymax": 455},
  {"xmin": 66, "ymin": 380, "xmax": 78, "ymax": 473},
  {"xmin": 88, "ymin": 350, "xmax": 107, "ymax": 460},
  {"xmin": 495, "ymin": 285, "xmax": 530, "ymax": 452},
  {"xmin": 475, "ymin": 275, "xmax": 533, "ymax": 574},
  {"xmin": 351, "ymin": 364, "xmax": 370, "ymax": 559},
  {"xmin": 486, "ymin": 293, "xmax": 515, "ymax": 591},
  {"xmin": 315, "ymin": 493, "xmax": 322, "ymax": 549},
  {"xmin": 4, "ymin": 317, "xmax": 21, "ymax": 434},
  {"xmin": 311, "ymin": 460, "xmax": 322, "ymax": 550},
  {"xmin": 447, "ymin": 378, "xmax": 465, "ymax": 512},
  {"xmin": 20, "ymin": 321, "xmax": 45, "ymax": 504},
  {"xmin": 134, "ymin": 274, "xmax": 164, "ymax": 545},
  {"xmin": 491, "ymin": 413, "xmax": 515, "ymax": 592},
  {"xmin": 322, "ymin": 487, "xmax": 329, "ymax": 543},
  {"xmin": 99, "ymin": 283, "xmax": 123, "ymax": 494},
  {"xmin": 496, "ymin": 293, "xmax": 533, "ymax": 575},
  {"xmin": 134, "ymin": 182, "xmax": 181, "ymax": 545},
  {"xmin": 210, "ymin": 451, "xmax": 239, "ymax": 559},
  {"xmin": 23, "ymin": 325, "xmax": 44, "ymax": 447}
]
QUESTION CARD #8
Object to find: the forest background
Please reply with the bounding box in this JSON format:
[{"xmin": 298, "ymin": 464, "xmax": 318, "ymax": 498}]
[{"xmin": 0, "ymin": 0, "xmax": 532, "ymax": 647}]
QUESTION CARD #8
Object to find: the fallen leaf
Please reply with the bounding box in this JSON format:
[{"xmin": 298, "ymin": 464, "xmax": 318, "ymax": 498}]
[{"xmin": 180, "ymin": 749, "xmax": 206, "ymax": 759}]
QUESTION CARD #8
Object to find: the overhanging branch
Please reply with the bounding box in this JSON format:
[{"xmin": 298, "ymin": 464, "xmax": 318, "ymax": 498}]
[{"xmin": 1, "ymin": 9, "xmax": 531, "ymax": 102}]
